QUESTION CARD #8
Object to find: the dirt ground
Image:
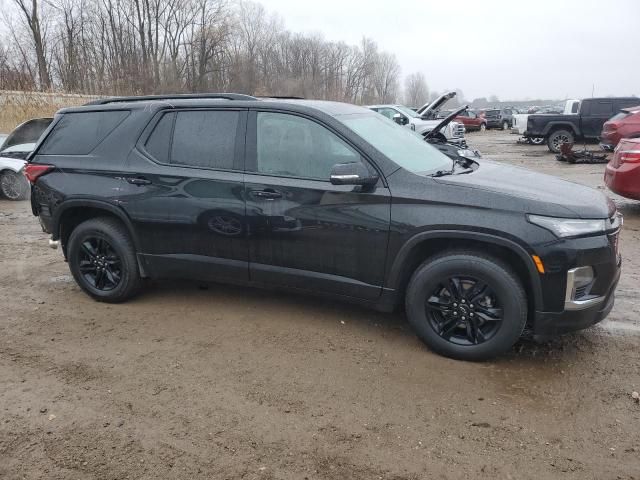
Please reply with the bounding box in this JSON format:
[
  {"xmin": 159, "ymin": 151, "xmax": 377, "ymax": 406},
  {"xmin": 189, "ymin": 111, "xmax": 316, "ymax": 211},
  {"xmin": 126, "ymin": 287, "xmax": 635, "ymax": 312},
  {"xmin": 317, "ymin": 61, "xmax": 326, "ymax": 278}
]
[{"xmin": 1, "ymin": 129, "xmax": 639, "ymax": 480}]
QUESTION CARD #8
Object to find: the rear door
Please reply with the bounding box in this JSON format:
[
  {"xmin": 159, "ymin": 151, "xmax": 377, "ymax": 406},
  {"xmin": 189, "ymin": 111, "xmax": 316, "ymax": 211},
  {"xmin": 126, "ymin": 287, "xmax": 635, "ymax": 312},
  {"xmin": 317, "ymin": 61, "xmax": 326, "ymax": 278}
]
[
  {"xmin": 120, "ymin": 108, "xmax": 249, "ymax": 282},
  {"xmin": 244, "ymin": 110, "xmax": 391, "ymax": 300},
  {"xmin": 581, "ymin": 100, "xmax": 613, "ymax": 138}
]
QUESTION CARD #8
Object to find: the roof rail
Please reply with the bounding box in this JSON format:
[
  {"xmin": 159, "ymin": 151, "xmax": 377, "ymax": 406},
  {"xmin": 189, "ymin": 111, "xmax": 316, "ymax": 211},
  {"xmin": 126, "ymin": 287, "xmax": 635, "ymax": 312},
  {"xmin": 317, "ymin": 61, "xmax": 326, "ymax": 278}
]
[
  {"xmin": 84, "ymin": 93, "xmax": 258, "ymax": 105},
  {"xmin": 257, "ymin": 95, "xmax": 305, "ymax": 100}
]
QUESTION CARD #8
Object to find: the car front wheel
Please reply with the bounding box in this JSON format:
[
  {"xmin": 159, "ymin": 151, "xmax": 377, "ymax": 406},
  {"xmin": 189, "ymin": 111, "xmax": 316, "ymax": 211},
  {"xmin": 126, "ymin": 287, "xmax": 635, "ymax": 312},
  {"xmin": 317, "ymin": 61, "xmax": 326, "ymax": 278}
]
[
  {"xmin": 405, "ymin": 251, "xmax": 527, "ymax": 361},
  {"xmin": 67, "ymin": 217, "xmax": 141, "ymax": 303}
]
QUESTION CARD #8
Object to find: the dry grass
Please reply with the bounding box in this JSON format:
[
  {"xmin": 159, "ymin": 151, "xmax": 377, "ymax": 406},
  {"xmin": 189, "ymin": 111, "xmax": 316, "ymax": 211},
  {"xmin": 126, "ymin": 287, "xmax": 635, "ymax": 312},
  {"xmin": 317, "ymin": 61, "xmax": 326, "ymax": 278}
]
[{"xmin": 0, "ymin": 90, "xmax": 100, "ymax": 133}]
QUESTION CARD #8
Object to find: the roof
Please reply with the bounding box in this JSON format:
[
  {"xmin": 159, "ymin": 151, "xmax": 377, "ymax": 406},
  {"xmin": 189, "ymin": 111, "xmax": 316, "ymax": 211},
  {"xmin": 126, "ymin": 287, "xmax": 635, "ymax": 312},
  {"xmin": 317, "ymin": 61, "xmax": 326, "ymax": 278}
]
[{"xmin": 64, "ymin": 94, "xmax": 371, "ymax": 118}]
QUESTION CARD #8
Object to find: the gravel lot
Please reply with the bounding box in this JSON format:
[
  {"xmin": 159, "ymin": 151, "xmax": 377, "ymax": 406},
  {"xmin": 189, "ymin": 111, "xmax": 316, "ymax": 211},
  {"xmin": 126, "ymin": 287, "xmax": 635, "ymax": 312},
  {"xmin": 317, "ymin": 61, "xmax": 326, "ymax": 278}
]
[{"xmin": 1, "ymin": 129, "xmax": 639, "ymax": 479}]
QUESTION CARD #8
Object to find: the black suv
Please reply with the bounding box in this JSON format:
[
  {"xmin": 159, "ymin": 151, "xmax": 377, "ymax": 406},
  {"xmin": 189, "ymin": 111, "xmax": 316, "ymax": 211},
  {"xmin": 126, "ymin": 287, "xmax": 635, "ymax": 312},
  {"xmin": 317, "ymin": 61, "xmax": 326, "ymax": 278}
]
[
  {"xmin": 483, "ymin": 108, "xmax": 514, "ymax": 130},
  {"xmin": 25, "ymin": 94, "xmax": 621, "ymax": 361}
]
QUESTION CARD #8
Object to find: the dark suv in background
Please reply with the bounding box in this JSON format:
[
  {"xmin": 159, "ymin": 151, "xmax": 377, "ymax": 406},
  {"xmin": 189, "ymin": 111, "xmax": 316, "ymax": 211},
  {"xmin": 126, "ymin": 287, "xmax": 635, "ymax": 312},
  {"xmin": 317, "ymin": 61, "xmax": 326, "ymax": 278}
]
[
  {"xmin": 483, "ymin": 108, "xmax": 514, "ymax": 130},
  {"xmin": 25, "ymin": 94, "xmax": 621, "ymax": 361}
]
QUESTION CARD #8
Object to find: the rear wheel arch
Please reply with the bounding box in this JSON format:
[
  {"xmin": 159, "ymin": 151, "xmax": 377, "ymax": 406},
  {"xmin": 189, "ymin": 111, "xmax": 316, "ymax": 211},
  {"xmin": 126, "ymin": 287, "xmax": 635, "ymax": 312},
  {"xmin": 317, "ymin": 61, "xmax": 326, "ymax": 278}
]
[
  {"xmin": 543, "ymin": 122, "xmax": 578, "ymax": 137},
  {"xmin": 55, "ymin": 201, "xmax": 141, "ymax": 262},
  {"xmin": 387, "ymin": 232, "xmax": 542, "ymax": 313}
]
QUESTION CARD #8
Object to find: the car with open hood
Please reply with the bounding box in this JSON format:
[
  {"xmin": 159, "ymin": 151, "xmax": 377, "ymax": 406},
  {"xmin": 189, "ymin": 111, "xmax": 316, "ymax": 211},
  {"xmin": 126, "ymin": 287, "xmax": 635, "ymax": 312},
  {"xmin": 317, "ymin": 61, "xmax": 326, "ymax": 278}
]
[
  {"xmin": 0, "ymin": 117, "xmax": 52, "ymax": 200},
  {"xmin": 25, "ymin": 94, "xmax": 621, "ymax": 361},
  {"xmin": 367, "ymin": 92, "xmax": 466, "ymax": 145}
]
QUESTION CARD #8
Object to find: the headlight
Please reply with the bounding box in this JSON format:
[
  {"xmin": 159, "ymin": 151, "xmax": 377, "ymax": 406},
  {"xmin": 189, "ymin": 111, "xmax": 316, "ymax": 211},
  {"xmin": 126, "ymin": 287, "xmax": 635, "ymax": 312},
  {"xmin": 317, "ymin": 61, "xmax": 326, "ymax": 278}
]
[{"xmin": 528, "ymin": 215, "xmax": 606, "ymax": 238}]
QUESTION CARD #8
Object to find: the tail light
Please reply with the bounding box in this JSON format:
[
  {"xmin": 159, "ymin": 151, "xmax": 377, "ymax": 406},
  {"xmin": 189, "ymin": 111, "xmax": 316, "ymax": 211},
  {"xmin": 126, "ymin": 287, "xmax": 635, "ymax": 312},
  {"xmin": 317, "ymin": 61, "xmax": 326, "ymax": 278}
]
[
  {"xmin": 23, "ymin": 164, "xmax": 54, "ymax": 184},
  {"xmin": 612, "ymin": 140, "xmax": 640, "ymax": 168}
]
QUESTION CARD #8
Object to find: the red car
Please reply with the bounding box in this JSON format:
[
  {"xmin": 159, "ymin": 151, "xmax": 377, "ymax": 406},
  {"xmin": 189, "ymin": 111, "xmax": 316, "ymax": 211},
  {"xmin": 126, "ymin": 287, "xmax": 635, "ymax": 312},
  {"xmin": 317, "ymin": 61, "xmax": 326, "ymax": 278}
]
[
  {"xmin": 454, "ymin": 110, "xmax": 487, "ymax": 131},
  {"xmin": 600, "ymin": 106, "xmax": 640, "ymax": 151},
  {"xmin": 604, "ymin": 138, "xmax": 640, "ymax": 199}
]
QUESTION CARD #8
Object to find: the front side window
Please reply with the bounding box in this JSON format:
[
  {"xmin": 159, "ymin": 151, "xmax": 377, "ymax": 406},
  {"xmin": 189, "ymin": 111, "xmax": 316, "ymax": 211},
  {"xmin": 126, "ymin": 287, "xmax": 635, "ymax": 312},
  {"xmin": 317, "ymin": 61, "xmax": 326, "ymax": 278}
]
[
  {"xmin": 376, "ymin": 108, "xmax": 399, "ymax": 120},
  {"xmin": 255, "ymin": 112, "xmax": 361, "ymax": 180},
  {"xmin": 144, "ymin": 110, "xmax": 239, "ymax": 169}
]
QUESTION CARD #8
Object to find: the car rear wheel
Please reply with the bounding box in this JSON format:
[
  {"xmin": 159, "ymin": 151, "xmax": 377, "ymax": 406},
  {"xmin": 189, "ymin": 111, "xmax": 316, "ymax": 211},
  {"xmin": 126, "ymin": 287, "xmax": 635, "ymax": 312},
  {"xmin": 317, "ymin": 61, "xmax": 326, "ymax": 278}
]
[
  {"xmin": 0, "ymin": 170, "xmax": 29, "ymax": 200},
  {"xmin": 405, "ymin": 251, "xmax": 527, "ymax": 361},
  {"xmin": 547, "ymin": 129, "xmax": 574, "ymax": 153},
  {"xmin": 68, "ymin": 217, "xmax": 141, "ymax": 303}
]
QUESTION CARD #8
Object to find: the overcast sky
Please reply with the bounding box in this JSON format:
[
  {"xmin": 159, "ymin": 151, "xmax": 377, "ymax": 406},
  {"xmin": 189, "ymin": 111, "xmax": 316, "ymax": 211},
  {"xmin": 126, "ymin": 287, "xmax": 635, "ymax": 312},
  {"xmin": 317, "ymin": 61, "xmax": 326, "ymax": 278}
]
[{"xmin": 262, "ymin": 0, "xmax": 639, "ymax": 101}]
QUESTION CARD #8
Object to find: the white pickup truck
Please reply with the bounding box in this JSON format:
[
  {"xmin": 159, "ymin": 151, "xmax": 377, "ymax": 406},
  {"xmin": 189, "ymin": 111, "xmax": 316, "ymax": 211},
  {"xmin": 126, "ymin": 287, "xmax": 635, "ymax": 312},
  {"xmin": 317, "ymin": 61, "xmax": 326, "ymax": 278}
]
[{"xmin": 512, "ymin": 99, "xmax": 580, "ymax": 144}]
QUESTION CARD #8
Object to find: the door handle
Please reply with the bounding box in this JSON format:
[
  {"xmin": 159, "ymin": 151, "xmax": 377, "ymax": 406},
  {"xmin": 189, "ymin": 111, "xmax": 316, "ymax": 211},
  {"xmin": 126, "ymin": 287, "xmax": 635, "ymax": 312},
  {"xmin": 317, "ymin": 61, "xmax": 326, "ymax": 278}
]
[
  {"xmin": 126, "ymin": 177, "xmax": 152, "ymax": 186},
  {"xmin": 250, "ymin": 189, "xmax": 282, "ymax": 200}
]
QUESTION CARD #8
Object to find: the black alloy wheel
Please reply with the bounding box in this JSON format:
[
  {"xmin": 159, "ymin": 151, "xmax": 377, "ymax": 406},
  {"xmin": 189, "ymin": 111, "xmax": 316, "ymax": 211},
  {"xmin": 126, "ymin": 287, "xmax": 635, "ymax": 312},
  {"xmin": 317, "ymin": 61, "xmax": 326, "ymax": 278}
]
[
  {"xmin": 67, "ymin": 217, "xmax": 141, "ymax": 302},
  {"xmin": 76, "ymin": 236, "xmax": 122, "ymax": 291},
  {"xmin": 405, "ymin": 251, "xmax": 527, "ymax": 361},
  {"xmin": 426, "ymin": 276, "xmax": 503, "ymax": 346}
]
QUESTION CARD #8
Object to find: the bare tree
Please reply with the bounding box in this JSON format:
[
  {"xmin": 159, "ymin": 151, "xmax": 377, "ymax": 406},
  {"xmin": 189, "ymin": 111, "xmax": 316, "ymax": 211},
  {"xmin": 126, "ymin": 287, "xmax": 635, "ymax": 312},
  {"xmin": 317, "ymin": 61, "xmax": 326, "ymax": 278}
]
[
  {"xmin": 0, "ymin": 0, "xmax": 403, "ymax": 103},
  {"xmin": 11, "ymin": 0, "xmax": 51, "ymax": 89},
  {"xmin": 404, "ymin": 72, "xmax": 428, "ymax": 107}
]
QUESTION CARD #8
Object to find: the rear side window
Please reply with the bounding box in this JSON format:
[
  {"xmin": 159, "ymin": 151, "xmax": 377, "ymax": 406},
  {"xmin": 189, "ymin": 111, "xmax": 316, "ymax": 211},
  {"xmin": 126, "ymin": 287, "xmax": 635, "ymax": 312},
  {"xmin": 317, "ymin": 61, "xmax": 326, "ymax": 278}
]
[
  {"xmin": 145, "ymin": 110, "xmax": 239, "ymax": 169},
  {"xmin": 591, "ymin": 102, "xmax": 613, "ymax": 115},
  {"xmin": 39, "ymin": 110, "xmax": 129, "ymax": 155}
]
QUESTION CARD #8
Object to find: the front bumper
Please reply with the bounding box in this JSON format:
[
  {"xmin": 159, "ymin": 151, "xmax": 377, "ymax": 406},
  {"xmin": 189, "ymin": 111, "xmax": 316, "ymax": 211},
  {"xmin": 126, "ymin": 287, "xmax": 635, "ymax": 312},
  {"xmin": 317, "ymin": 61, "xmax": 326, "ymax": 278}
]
[{"xmin": 532, "ymin": 247, "xmax": 621, "ymax": 337}]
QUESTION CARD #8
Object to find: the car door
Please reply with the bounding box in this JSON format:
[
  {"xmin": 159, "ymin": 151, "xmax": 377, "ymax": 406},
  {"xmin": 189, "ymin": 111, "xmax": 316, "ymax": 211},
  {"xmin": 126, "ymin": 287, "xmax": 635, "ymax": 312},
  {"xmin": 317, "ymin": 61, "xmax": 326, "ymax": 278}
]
[
  {"xmin": 119, "ymin": 108, "xmax": 249, "ymax": 283},
  {"xmin": 582, "ymin": 100, "xmax": 613, "ymax": 138},
  {"xmin": 244, "ymin": 110, "xmax": 391, "ymax": 300}
]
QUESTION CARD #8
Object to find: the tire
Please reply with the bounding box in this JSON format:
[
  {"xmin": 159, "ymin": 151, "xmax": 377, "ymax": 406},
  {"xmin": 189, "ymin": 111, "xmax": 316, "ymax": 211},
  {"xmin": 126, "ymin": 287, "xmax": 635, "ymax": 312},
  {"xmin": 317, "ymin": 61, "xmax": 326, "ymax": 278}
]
[
  {"xmin": 547, "ymin": 129, "xmax": 574, "ymax": 153},
  {"xmin": 502, "ymin": 120, "xmax": 509, "ymax": 130},
  {"xmin": 479, "ymin": 123, "xmax": 487, "ymax": 132},
  {"xmin": 67, "ymin": 217, "xmax": 141, "ymax": 303},
  {"xmin": 0, "ymin": 170, "xmax": 29, "ymax": 200},
  {"xmin": 405, "ymin": 251, "xmax": 527, "ymax": 361}
]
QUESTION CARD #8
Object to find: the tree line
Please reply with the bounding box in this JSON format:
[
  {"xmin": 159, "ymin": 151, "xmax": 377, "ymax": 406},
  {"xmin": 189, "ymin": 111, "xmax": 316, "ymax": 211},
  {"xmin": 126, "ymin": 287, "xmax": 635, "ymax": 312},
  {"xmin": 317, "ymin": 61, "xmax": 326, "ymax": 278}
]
[{"xmin": 0, "ymin": 0, "xmax": 414, "ymax": 105}]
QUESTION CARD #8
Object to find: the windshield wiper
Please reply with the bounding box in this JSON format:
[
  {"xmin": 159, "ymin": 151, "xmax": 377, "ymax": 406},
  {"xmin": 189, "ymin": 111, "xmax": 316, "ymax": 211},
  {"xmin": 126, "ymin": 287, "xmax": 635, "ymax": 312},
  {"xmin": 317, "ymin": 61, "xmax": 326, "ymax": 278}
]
[{"xmin": 429, "ymin": 157, "xmax": 473, "ymax": 177}]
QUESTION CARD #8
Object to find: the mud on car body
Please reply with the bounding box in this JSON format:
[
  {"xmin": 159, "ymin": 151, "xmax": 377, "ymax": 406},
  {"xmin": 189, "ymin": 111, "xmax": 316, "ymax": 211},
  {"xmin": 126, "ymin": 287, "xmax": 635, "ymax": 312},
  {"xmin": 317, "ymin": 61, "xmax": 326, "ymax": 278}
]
[{"xmin": 25, "ymin": 94, "xmax": 621, "ymax": 361}]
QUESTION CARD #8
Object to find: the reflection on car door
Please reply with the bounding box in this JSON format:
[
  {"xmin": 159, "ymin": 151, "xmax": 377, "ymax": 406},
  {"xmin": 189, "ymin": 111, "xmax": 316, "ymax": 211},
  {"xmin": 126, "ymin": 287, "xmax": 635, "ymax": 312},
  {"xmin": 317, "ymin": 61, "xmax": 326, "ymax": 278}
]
[
  {"xmin": 244, "ymin": 110, "xmax": 391, "ymax": 300},
  {"xmin": 121, "ymin": 108, "xmax": 249, "ymax": 283}
]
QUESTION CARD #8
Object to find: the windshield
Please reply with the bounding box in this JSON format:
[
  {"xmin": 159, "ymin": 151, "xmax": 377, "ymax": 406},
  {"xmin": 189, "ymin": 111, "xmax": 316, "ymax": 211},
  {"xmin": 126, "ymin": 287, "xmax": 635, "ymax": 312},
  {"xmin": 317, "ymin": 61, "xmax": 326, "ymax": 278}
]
[
  {"xmin": 339, "ymin": 113, "xmax": 452, "ymax": 175},
  {"xmin": 394, "ymin": 105, "xmax": 420, "ymax": 118}
]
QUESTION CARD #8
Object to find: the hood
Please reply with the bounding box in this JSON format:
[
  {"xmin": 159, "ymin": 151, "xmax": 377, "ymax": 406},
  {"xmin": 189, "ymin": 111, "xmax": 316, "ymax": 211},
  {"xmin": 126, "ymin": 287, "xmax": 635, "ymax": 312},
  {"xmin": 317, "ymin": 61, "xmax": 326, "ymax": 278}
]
[
  {"xmin": 434, "ymin": 160, "xmax": 612, "ymax": 219},
  {"xmin": 423, "ymin": 105, "xmax": 467, "ymax": 139},
  {"xmin": 416, "ymin": 91, "xmax": 456, "ymax": 119}
]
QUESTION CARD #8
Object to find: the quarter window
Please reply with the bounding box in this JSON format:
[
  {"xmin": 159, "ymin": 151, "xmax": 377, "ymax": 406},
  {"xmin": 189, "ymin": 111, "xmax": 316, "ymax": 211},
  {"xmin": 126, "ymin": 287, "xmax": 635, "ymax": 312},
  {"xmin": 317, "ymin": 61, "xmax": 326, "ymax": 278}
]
[
  {"xmin": 39, "ymin": 110, "xmax": 129, "ymax": 155},
  {"xmin": 255, "ymin": 112, "xmax": 361, "ymax": 180}
]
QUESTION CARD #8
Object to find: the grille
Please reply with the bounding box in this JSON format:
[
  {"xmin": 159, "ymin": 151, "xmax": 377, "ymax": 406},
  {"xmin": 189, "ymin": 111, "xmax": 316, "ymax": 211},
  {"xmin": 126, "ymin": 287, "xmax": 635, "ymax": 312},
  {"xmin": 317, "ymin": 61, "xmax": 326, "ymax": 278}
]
[{"xmin": 574, "ymin": 285, "xmax": 589, "ymax": 299}]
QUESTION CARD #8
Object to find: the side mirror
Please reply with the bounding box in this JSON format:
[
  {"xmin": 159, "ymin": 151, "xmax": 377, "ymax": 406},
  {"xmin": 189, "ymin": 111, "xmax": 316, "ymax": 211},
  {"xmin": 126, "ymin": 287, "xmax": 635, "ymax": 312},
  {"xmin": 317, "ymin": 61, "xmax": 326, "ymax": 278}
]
[
  {"xmin": 330, "ymin": 162, "xmax": 379, "ymax": 186},
  {"xmin": 392, "ymin": 113, "xmax": 407, "ymax": 125}
]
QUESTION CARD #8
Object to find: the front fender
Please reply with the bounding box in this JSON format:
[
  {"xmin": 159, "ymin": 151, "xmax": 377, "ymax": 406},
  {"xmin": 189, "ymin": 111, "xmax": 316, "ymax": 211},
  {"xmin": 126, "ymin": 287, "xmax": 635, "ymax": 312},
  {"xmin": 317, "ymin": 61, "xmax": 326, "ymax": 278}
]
[
  {"xmin": 386, "ymin": 229, "xmax": 543, "ymax": 311},
  {"xmin": 0, "ymin": 156, "xmax": 26, "ymax": 173}
]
